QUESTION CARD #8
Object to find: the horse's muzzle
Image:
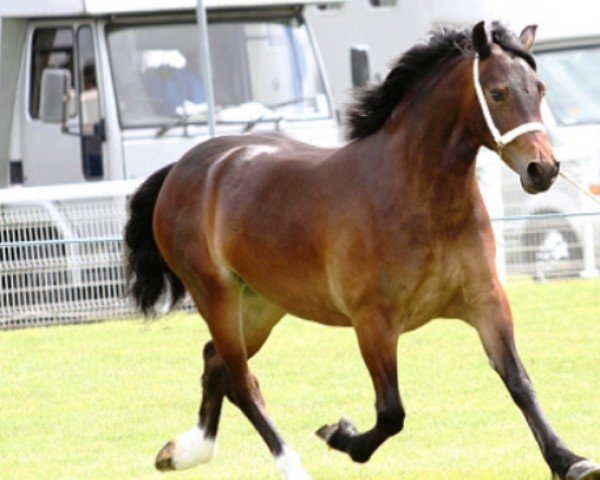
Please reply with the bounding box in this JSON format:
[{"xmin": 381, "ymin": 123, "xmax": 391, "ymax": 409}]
[{"xmin": 522, "ymin": 158, "xmax": 560, "ymax": 194}]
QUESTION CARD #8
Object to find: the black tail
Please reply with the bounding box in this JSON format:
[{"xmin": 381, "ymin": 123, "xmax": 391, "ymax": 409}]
[{"xmin": 124, "ymin": 164, "xmax": 185, "ymax": 316}]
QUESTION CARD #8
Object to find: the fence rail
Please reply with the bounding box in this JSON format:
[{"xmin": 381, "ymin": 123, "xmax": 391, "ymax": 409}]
[{"xmin": 1, "ymin": 188, "xmax": 599, "ymax": 330}]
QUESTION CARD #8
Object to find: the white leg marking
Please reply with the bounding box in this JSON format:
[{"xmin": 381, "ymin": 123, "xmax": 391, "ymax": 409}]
[
  {"xmin": 275, "ymin": 445, "xmax": 312, "ymax": 480},
  {"xmin": 566, "ymin": 460, "xmax": 600, "ymax": 480},
  {"xmin": 170, "ymin": 425, "xmax": 216, "ymax": 470}
]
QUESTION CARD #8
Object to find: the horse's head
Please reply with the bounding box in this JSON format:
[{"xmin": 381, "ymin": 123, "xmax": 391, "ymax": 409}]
[{"xmin": 471, "ymin": 22, "xmax": 558, "ymax": 194}]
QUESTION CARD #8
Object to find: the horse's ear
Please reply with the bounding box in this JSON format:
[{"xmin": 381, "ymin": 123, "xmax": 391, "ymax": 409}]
[
  {"xmin": 519, "ymin": 24, "xmax": 537, "ymax": 51},
  {"xmin": 472, "ymin": 21, "xmax": 491, "ymax": 58}
]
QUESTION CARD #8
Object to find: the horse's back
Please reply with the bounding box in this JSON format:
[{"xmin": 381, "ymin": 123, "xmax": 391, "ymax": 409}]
[
  {"xmin": 183, "ymin": 133, "xmax": 330, "ymax": 167},
  {"xmin": 153, "ymin": 133, "xmax": 347, "ymax": 319},
  {"xmin": 163, "ymin": 133, "xmax": 335, "ymax": 211}
]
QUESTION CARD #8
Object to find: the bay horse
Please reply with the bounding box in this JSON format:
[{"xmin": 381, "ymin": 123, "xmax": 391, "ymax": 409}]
[{"xmin": 125, "ymin": 21, "xmax": 599, "ymax": 480}]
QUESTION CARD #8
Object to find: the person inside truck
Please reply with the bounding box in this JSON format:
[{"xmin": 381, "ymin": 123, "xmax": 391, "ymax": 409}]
[
  {"xmin": 80, "ymin": 63, "xmax": 100, "ymax": 131},
  {"xmin": 141, "ymin": 50, "xmax": 205, "ymax": 116}
]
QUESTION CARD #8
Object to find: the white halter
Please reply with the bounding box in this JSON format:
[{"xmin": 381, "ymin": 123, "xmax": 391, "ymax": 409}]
[{"xmin": 473, "ymin": 55, "xmax": 547, "ymax": 155}]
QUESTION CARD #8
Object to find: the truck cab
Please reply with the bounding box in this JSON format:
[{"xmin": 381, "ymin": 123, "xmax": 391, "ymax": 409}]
[{"xmin": 0, "ymin": 0, "xmax": 341, "ymax": 189}]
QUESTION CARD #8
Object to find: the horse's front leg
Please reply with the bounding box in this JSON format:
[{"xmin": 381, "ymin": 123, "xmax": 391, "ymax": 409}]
[
  {"xmin": 317, "ymin": 315, "xmax": 405, "ymax": 463},
  {"xmin": 469, "ymin": 288, "xmax": 600, "ymax": 480}
]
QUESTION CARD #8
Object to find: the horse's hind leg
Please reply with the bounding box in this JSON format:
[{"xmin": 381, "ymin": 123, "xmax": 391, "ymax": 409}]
[
  {"xmin": 155, "ymin": 338, "xmax": 262, "ymax": 471},
  {"xmin": 201, "ymin": 284, "xmax": 310, "ymax": 479},
  {"xmin": 156, "ymin": 283, "xmax": 308, "ymax": 478},
  {"xmin": 155, "ymin": 305, "xmax": 280, "ymax": 471},
  {"xmin": 155, "ymin": 340, "xmax": 226, "ymax": 471}
]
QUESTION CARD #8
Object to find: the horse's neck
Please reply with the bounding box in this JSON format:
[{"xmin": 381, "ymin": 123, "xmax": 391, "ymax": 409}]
[
  {"xmin": 348, "ymin": 104, "xmax": 484, "ymax": 236},
  {"xmin": 378, "ymin": 65, "xmax": 483, "ymax": 210},
  {"xmin": 376, "ymin": 118, "xmax": 476, "ymax": 175}
]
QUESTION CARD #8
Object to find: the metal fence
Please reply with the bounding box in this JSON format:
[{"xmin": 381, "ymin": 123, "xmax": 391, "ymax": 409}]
[
  {"xmin": 497, "ymin": 210, "xmax": 599, "ymax": 282},
  {"xmin": 0, "ymin": 200, "xmax": 133, "ymax": 329},
  {"xmin": 1, "ymin": 181, "xmax": 599, "ymax": 330},
  {"xmin": 497, "ymin": 159, "xmax": 600, "ymax": 282}
]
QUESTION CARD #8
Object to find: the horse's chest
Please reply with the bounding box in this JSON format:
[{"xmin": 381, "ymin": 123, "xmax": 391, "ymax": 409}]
[
  {"xmin": 371, "ymin": 248, "xmax": 463, "ymax": 330},
  {"xmin": 400, "ymin": 276, "xmax": 459, "ymax": 331}
]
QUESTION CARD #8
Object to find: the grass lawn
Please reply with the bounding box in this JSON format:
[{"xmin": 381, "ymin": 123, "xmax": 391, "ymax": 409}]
[{"xmin": 1, "ymin": 279, "xmax": 599, "ymax": 480}]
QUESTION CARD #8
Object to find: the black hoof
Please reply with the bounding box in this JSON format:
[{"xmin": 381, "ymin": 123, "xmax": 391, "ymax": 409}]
[
  {"xmin": 316, "ymin": 417, "xmax": 377, "ymax": 463},
  {"xmin": 316, "ymin": 417, "xmax": 358, "ymax": 451}
]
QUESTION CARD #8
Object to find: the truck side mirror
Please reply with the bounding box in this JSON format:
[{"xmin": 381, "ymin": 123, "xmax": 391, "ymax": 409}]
[
  {"xmin": 351, "ymin": 45, "xmax": 371, "ymax": 88},
  {"xmin": 39, "ymin": 68, "xmax": 75, "ymax": 124}
]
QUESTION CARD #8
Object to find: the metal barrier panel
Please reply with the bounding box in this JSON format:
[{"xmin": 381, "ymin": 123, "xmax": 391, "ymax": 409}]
[
  {"xmin": 499, "ymin": 211, "xmax": 600, "ymax": 282},
  {"xmin": 0, "ymin": 200, "xmax": 135, "ymax": 329}
]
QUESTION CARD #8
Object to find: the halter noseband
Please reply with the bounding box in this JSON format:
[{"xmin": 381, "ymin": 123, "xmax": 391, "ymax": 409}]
[{"xmin": 473, "ymin": 55, "xmax": 547, "ymax": 156}]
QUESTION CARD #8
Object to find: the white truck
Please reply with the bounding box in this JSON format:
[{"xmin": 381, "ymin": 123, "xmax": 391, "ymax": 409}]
[
  {"xmin": 0, "ymin": 0, "xmax": 343, "ymax": 328},
  {"xmin": 307, "ymin": 0, "xmax": 600, "ymax": 281}
]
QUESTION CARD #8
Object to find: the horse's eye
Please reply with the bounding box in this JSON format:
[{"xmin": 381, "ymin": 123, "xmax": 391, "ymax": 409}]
[{"xmin": 489, "ymin": 88, "xmax": 506, "ymax": 102}]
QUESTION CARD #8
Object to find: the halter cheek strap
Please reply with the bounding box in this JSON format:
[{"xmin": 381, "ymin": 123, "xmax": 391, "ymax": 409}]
[{"xmin": 473, "ymin": 55, "xmax": 547, "ymax": 155}]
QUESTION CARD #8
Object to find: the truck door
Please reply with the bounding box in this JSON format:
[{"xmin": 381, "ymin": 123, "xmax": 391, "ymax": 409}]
[
  {"xmin": 21, "ymin": 24, "xmax": 103, "ymax": 186},
  {"xmin": 76, "ymin": 25, "xmax": 104, "ymax": 180}
]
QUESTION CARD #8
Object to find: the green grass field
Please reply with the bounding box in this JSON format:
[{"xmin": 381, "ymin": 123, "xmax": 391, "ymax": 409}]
[{"xmin": 1, "ymin": 280, "xmax": 599, "ymax": 480}]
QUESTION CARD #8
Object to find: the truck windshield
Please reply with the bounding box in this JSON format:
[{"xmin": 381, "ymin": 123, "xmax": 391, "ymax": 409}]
[
  {"xmin": 107, "ymin": 18, "xmax": 330, "ymax": 129},
  {"xmin": 536, "ymin": 45, "xmax": 600, "ymax": 126}
]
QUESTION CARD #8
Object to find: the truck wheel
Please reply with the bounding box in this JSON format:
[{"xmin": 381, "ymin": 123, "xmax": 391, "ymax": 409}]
[{"xmin": 522, "ymin": 216, "xmax": 583, "ymax": 282}]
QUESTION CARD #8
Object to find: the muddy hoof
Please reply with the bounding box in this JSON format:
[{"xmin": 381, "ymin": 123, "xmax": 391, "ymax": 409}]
[
  {"xmin": 154, "ymin": 426, "xmax": 216, "ymax": 471},
  {"xmin": 316, "ymin": 417, "xmax": 358, "ymax": 449},
  {"xmin": 567, "ymin": 460, "xmax": 600, "ymax": 480},
  {"xmin": 155, "ymin": 441, "xmax": 177, "ymax": 471}
]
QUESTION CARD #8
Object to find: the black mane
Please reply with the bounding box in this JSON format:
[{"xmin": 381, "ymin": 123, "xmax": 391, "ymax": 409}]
[{"xmin": 346, "ymin": 22, "xmax": 535, "ymax": 140}]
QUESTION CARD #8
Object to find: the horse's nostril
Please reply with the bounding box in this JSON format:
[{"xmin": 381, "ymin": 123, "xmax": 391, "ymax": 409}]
[{"xmin": 527, "ymin": 162, "xmax": 544, "ymax": 185}]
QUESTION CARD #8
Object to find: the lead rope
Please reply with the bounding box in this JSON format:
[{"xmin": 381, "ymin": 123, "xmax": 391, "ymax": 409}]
[
  {"xmin": 474, "ymin": 55, "xmax": 600, "ymax": 204},
  {"xmin": 558, "ymin": 170, "xmax": 600, "ymax": 204}
]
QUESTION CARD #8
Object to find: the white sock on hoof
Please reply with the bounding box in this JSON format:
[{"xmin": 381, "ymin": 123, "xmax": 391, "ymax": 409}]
[
  {"xmin": 566, "ymin": 460, "xmax": 600, "ymax": 480},
  {"xmin": 170, "ymin": 425, "xmax": 216, "ymax": 470},
  {"xmin": 275, "ymin": 445, "xmax": 312, "ymax": 480}
]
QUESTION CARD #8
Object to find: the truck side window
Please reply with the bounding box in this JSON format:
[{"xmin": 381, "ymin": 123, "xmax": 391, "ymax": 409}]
[
  {"xmin": 30, "ymin": 28, "xmax": 75, "ymax": 119},
  {"xmin": 77, "ymin": 26, "xmax": 100, "ymax": 132},
  {"xmin": 369, "ymin": 0, "xmax": 397, "ymax": 6},
  {"xmin": 76, "ymin": 25, "xmax": 103, "ymax": 180}
]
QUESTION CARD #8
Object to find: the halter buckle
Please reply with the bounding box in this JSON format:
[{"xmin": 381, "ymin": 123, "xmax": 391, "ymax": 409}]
[{"xmin": 495, "ymin": 141, "xmax": 505, "ymax": 157}]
